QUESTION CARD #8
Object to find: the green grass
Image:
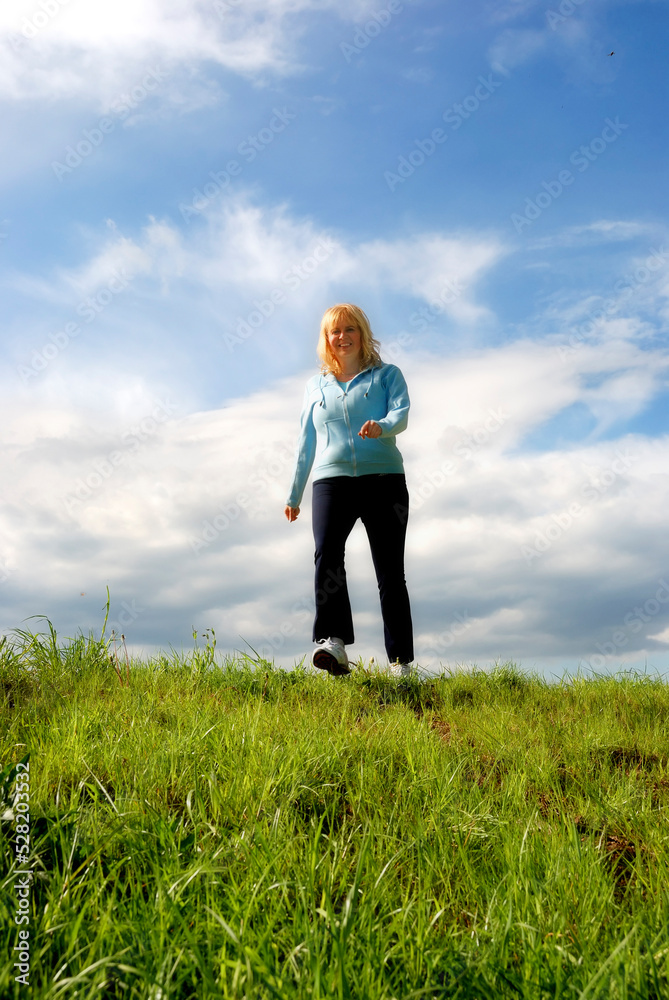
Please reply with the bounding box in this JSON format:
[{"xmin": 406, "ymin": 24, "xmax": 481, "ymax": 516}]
[{"xmin": 2, "ymin": 624, "xmax": 669, "ymax": 998}]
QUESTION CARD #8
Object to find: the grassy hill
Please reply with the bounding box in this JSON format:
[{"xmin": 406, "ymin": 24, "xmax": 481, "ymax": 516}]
[{"xmin": 1, "ymin": 624, "xmax": 669, "ymax": 998}]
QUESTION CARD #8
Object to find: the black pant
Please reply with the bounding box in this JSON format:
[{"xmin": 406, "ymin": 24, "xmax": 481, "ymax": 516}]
[{"xmin": 312, "ymin": 474, "xmax": 414, "ymax": 663}]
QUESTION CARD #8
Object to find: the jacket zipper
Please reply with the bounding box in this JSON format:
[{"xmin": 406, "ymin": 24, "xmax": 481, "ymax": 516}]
[{"xmin": 340, "ymin": 386, "xmax": 358, "ymax": 477}]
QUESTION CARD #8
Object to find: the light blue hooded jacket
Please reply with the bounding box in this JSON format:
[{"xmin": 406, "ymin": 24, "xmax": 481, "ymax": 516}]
[{"xmin": 286, "ymin": 363, "xmax": 410, "ymax": 508}]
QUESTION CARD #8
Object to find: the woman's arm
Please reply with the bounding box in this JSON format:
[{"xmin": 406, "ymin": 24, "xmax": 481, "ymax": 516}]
[
  {"xmin": 371, "ymin": 366, "xmax": 410, "ymax": 437},
  {"xmin": 285, "ymin": 383, "xmax": 317, "ymax": 510}
]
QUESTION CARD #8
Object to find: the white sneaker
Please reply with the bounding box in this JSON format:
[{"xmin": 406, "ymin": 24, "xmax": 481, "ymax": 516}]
[
  {"xmin": 389, "ymin": 662, "xmax": 412, "ymax": 678},
  {"xmin": 312, "ymin": 637, "xmax": 351, "ymax": 676}
]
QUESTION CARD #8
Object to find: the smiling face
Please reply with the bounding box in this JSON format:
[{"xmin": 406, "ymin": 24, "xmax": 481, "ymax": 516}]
[
  {"xmin": 326, "ymin": 316, "xmax": 362, "ymax": 370},
  {"xmin": 317, "ymin": 303, "xmax": 380, "ymax": 377}
]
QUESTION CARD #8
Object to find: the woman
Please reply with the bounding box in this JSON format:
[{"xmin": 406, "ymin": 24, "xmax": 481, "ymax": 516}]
[{"xmin": 284, "ymin": 303, "xmax": 414, "ymax": 677}]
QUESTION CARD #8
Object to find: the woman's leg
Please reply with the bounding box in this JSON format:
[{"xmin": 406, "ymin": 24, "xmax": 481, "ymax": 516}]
[
  {"xmin": 312, "ymin": 477, "xmax": 358, "ymax": 644},
  {"xmin": 360, "ymin": 474, "xmax": 414, "ymax": 663}
]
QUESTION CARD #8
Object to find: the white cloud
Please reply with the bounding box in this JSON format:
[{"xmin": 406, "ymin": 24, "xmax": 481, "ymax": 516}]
[
  {"xmin": 649, "ymin": 626, "xmax": 669, "ymax": 645},
  {"xmin": 0, "ymin": 0, "xmax": 375, "ymax": 105},
  {"xmin": 488, "ymin": 27, "xmax": 547, "ymax": 72},
  {"xmin": 60, "ymin": 231, "xmax": 155, "ymax": 297},
  {"xmin": 3, "ymin": 201, "xmax": 668, "ymax": 673},
  {"xmin": 485, "ymin": 0, "xmax": 545, "ymax": 25},
  {"xmin": 351, "ymin": 234, "xmax": 507, "ymax": 323},
  {"xmin": 6, "ymin": 194, "xmax": 508, "ymax": 380},
  {"xmin": 2, "ymin": 333, "xmax": 668, "ymax": 673},
  {"xmin": 528, "ymin": 220, "xmax": 657, "ymax": 250},
  {"xmin": 486, "ymin": 1, "xmax": 620, "ymax": 86},
  {"xmin": 149, "ymin": 202, "xmax": 506, "ymax": 321}
]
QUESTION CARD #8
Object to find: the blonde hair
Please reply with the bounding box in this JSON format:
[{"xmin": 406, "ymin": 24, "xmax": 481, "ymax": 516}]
[{"xmin": 317, "ymin": 303, "xmax": 382, "ymax": 377}]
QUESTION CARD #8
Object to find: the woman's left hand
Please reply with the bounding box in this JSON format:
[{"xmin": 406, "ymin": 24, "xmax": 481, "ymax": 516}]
[{"xmin": 359, "ymin": 420, "xmax": 382, "ymax": 439}]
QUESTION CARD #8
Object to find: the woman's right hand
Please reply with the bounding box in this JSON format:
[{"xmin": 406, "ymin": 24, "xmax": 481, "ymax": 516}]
[{"xmin": 285, "ymin": 506, "xmax": 300, "ymax": 522}]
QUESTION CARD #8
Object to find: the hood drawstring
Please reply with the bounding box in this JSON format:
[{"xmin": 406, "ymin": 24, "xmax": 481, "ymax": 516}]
[{"xmin": 364, "ymin": 366, "xmax": 375, "ymax": 398}]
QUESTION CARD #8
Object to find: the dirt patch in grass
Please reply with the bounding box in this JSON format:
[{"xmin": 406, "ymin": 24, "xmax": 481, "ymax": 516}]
[
  {"xmin": 430, "ymin": 716, "xmax": 452, "ymax": 742},
  {"xmin": 598, "ymin": 832, "xmax": 638, "ymax": 899},
  {"xmin": 590, "ymin": 745, "xmax": 663, "ymax": 774}
]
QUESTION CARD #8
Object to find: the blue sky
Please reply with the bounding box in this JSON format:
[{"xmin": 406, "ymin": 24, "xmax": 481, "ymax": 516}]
[{"xmin": 1, "ymin": 0, "xmax": 668, "ymax": 676}]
